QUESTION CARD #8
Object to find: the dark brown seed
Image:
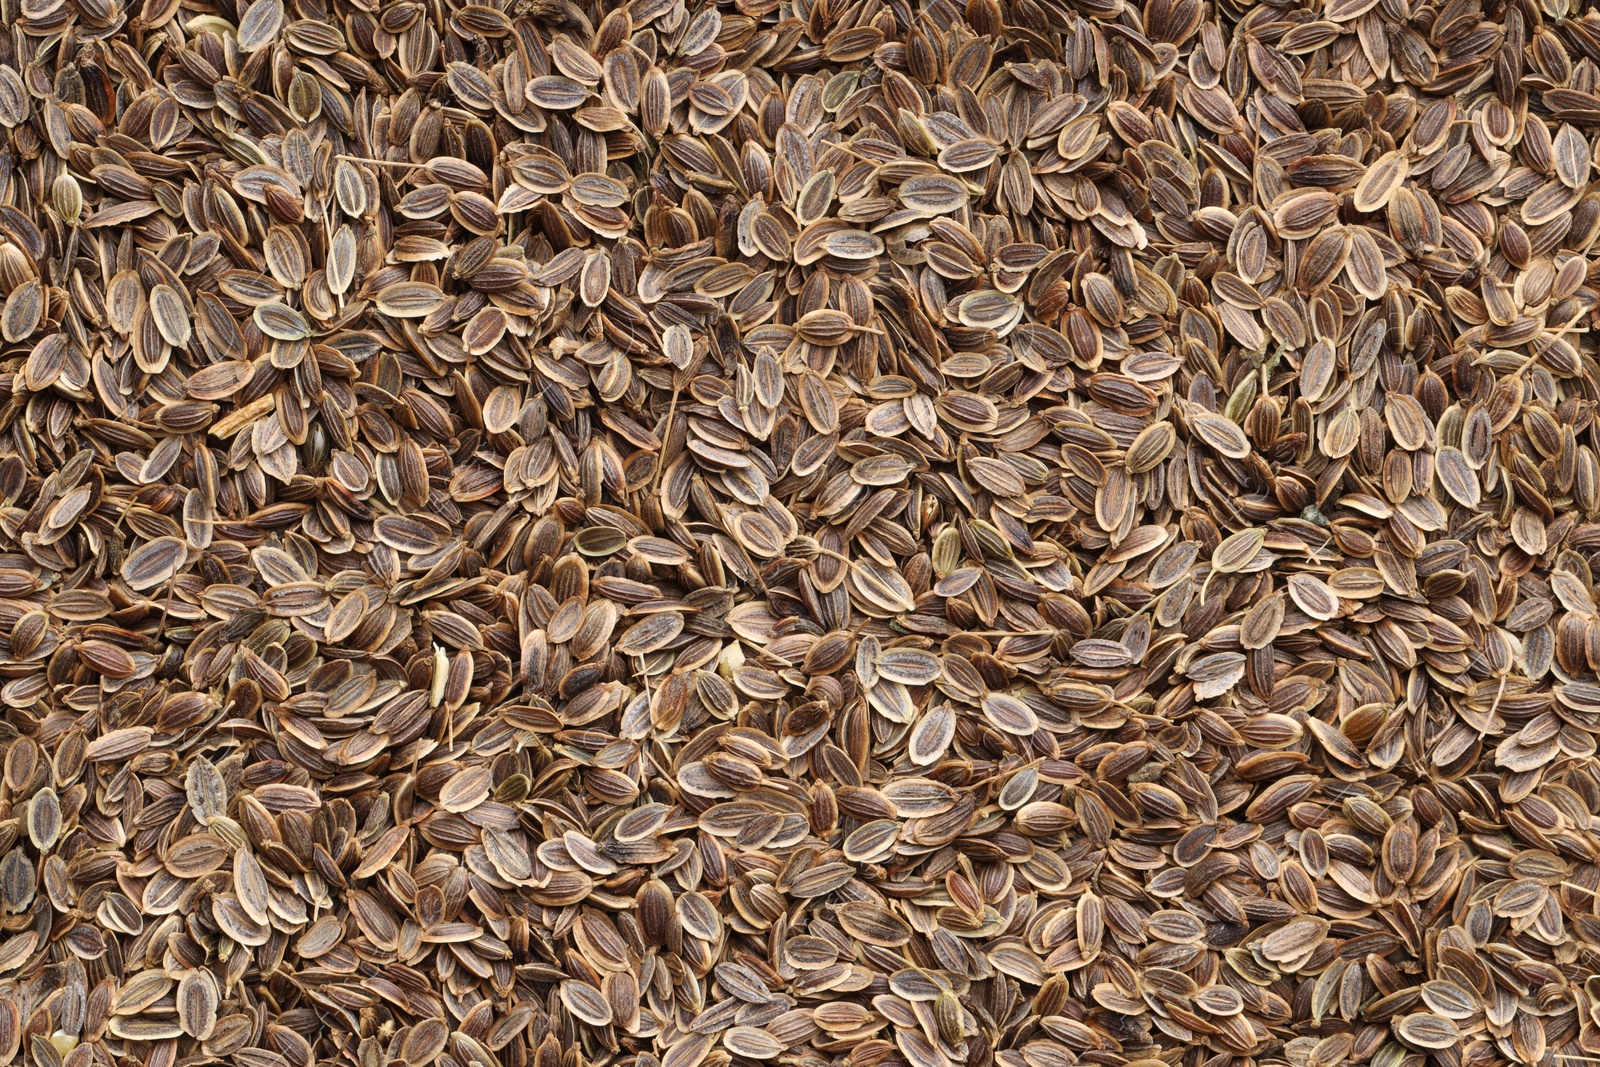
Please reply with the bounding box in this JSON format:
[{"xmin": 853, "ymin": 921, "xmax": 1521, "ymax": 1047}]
[{"xmin": 2, "ymin": 5, "xmax": 1595, "ymax": 1066}]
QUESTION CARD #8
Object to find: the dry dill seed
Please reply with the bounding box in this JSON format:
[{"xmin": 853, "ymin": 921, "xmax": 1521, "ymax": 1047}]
[{"xmin": 3, "ymin": 0, "xmax": 1600, "ymax": 1066}]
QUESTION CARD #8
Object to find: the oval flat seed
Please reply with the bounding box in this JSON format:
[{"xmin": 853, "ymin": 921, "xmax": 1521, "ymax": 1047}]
[{"xmin": 0, "ymin": 8, "xmax": 1593, "ymax": 1067}]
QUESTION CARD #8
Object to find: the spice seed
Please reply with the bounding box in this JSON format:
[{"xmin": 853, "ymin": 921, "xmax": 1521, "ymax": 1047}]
[{"xmin": 6, "ymin": 1, "xmax": 1600, "ymax": 1067}]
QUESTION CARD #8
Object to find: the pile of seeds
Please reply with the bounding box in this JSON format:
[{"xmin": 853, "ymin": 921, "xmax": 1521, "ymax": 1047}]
[{"xmin": 8, "ymin": 0, "xmax": 1600, "ymax": 1064}]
